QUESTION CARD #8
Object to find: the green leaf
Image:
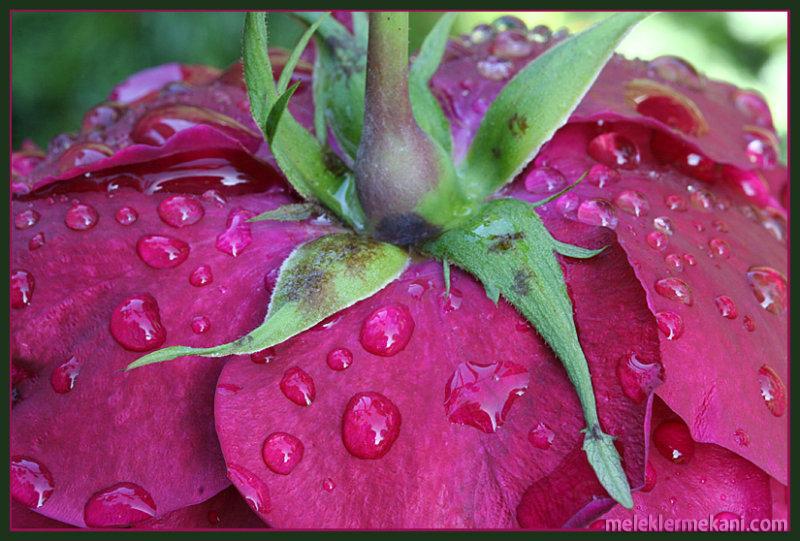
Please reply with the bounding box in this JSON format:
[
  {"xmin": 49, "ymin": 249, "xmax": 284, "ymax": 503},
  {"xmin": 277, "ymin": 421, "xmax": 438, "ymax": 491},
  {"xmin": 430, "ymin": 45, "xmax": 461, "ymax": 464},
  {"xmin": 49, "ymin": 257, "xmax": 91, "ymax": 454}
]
[
  {"xmin": 409, "ymin": 13, "xmax": 457, "ymax": 153},
  {"xmin": 249, "ymin": 203, "xmax": 321, "ymax": 222},
  {"xmin": 459, "ymin": 13, "xmax": 648, "ymax": 200},
  {"xmin": 127, "ymin": 234, "xmax": 409, "ymax": 370},
  {"xmin": 552, "ymin": 240, "xmax": 606, "ymax": 259},
  {"xmin": 276, "ymin": 15, "xmax": 325, "ymax": 94},
  {"xmin": 425, "ymin": 198, "xmax": 633, "ymax": 509},
  {"xmin": 295, "ymin": 12, "xmax": 366, "ymax": 160},
  {"xmin": 242, "ymin": 12, "xmax": 366, "ymax": 231},
  {"xmin": 265, "ymin": 81, "xmax": 301, "ymax": 143}
]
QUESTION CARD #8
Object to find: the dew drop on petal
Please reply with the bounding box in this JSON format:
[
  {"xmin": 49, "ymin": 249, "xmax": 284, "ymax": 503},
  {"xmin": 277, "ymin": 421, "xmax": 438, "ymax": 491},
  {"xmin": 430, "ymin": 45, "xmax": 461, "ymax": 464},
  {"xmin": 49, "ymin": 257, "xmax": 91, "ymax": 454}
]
[
  {"xmin": 440, "ymin": 288, "xmax": 463, "ymax": 313},
  {"xmin": 262, "ymin": 432, "xmax": 304, "ymax": 475},
  {"xmin": 665, "ymin": 253, "xmax": 684, "ymax": 273},
  {"xmin": 50, "ymin": 356, "xmax": 83, "ymax": 394},
  {"xmin": 743, "ymin": 315, "xmax": 757, "ymax": 332},
  {"xmin": 655, "ymin": 277, "xmax": 693, "ymax": 305},
  {"xmin": 226, "ymin": 464, "xmax": 270, "ymax": 515},
  {"xmin": 616, "ymin": 352, "xmax": 664, "ymax": 403},
  {"xmin": 586, "ymin": 163, "xmax": 620, "ymax": 188},
  {"xmin": 587, "ymin": 132, "xmax": 640, "ymax": 169},
  {"xmin": 528, "ymin": 422, "xmax": 555, "ymax": 450},
  {"xmin": 136, "ymin": 234, "xmax": 190, "ymax": 269},
  {"xmin": 189, "ymin": 265, "xmax": 213, "ymax": 287},
  {"xmin": 83, "ymin": 482, "xmax": 157, "ymax": 527},
  {"xmin": 158, "ymin": 195, "xmax": 205, "ymax": 228},
  {"xmin": 65, "ymin": 203, "xmax": 99, "ymax": 231},
  {"xmin": 10, "ymin": 456, "xmax": 54, "ymax": 509},
  {"xmin": 110, "ymin": 294, "xmax": 166, "ymax": 352},
  {"xmin": 648, "ymin": 56, "xmax": 702, "ymax": 89},
  {"xmin": 14, "ymin": 209, "xmax": 40, "ymax": 230},
  {"xmin": 477, "ymin": 57, "xmax": 513, "ymax": 81},
  {"xmin": 359, "ymin": 305, "xmax": 415, "ymax": 357},
  {"xmin": 524, "ymin": 167, "xmax": 566, "ymax": 194},
  {"xmin": 250, "ymin": 347, "xmax": 276, "ymax": 365},
  {"xmin": 29, "ymin": 232, "xmax": 46, "ymax": 251},
  {"xmin": 11, "ymin": 270, "xmax": 35, "ymax": 309},
  {"xmin": 115, "ymin": 206, "xmax": 139, "ymax": 226},
  {"xmin": 577, "ymin": 199, "xmax": 618, "ymax": 229},
  {"xmin": 733, "ymin": 89, "xmax": 773, "ymax": 128},
  {"xmin": 279, "ymin": 367, "xmax": 315, "ymax": 406},
  {"xmin": 746, "ymin": 266, "xmax": 787, "ymax": 315},
  {"xmin": 757, "ymin": 365, "xmax": 786, "ymax": 417},
  {"xmin": 714, "ymin": 295, "xmax": 738, "ymax": 319},
  {"xmin": 444, "ymin": 360, "xmax": 530, "ymax": 433},
  {"xmin": 614, "ymin": 190, "xmax": 649, "ymax": 217},
  {"xmin": 653, "ymin": 419, "xmax": 695, "ymax": 464},
  {"xmin": 326, "ymin": 348, "xmax": 353, "ymax": 371},
  {"xmin": 646, "ymin": 231, "xmax": 669, "ymax": 251},
  {"xmin": 655, "ymin": 311, "xmax": 684, "ymax": 340},
  {"xmin": 322, "ymin": 478, "xmax": 336, "ymax": 492},
  {"xmin": 342, "ymin": 392, "xmax": 401, "ymax": 459},
  {"xmin": 665, "ymin": 194, "xmax": 687, "ymax": 211},
  {"xmin": 708, "ymin": 238, "xmax": 732, "ymax": 259},
  {"xmin": 653, "ymin": 216, "xmax": 674, "ymax": 235},
  {"xmin": 216, "ymin": 208, "xmax": 254, "ymax": 257},
  {"xmin": 733, "ymin": 428, "xmax": 750, "ymax": 447},
  {"xmin": 191, "ymin": 315, "xmax": 211, "ymax": 334}
]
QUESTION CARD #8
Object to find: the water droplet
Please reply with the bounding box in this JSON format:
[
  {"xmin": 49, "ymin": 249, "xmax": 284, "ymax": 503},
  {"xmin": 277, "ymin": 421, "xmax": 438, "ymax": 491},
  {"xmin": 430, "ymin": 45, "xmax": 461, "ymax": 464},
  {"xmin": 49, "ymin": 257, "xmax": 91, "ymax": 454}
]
[
  {"xmin": 243, "ymin": 347, "xmax": 275, "ymax": 366},
  {"xmin": 758, "ymin": 365, "xmax": 786, "ymax": 417},
  {"xmin": 648, "ymin": 56, "xmax": 702, "ymax": 89},
  {"xmin": 469, "ymin": 24, "xmax": 494, "ymax": 44},
  {"xmin": 136, "ymin": 234, "xmax": 190, "ymax": 269},
  {"xmin": 65, "ymin": 203, "xmax": 99, "ymax": 231},
  {"xmin": 440, "ymin": 288, "xmax": 463, "ymax": 313},
  {"xmin": 11, "ymin": 456, "xmax": 54, "ymax": 509},
  {"xmin": 743, "ymin": 315, "xmax": 756, "ymax": 332},
  {"xmin": 322, "ymin": 478, "xmax": 336, "ymax": 492},
  {"xmin": 616, "ymin": 352, "xmax": 664, "ymax": 403},
  {"xmin": 11, "ymin": 270, "xmax": 35, "ymax": 309},
  {"xmin": 586, "ymin": 163, "xmax": 620, "ymax": 188},
  {"xmin": 56, "ymin": 143, "xmax": 113, "ymax": 173},
  {"xmin": 655, "ymin": 277, "xmax": 693, "ymax": 306},
  {"xmin": 82, "ymin": 102, "xmax": 123, "ymax": 131},
  {"xmin": 158, "ymin": 195, "xmax": 205, "ymax": 228},
  {"xmin": 115, "ymin": 206, "xmax": 138, "ymax": 226},
  {"xmin": 279, "ymin": 367, "xmax": 315, "ymax": 406},
  {"xmin": 683, "ymin": 253, "xmax": 697, "ymax": 266},
  {"xmin": 631, "ymin": 88, "xmax": 707, "ymax": 135},
  {"xmin": 528, "ymin": 422, "xmax": 555, "ymax": 450},
  {"xmin": 189, "ymin": 265, "xmax": 213, "ymax": 287},
  {"xmin": 733, "ymin": 428, "xmax": 750, "ymax": 447},
  {"xmin": 202, "ymin": 189, "xmax": 227, "ymax": 207},
  {"xmin": 712, "ymin": 220, "xmax": 729, "ymax": 233},
  {"xmin": 261, "ymin": 432, "xmax": 304, "ymax": 475},
  {"xmin": 342, "ymin": 392, "xmax": 401, "ymax": 459},
  {"xmin": 131, "ymin": 105, "xmax": 260, "ymax": 149},
  {"xmin": 733, "ymin": 89, "xmax": 773, "ymax": 128},
  {"xmin": 523, "ymin": 167, "xmax": 566, "ymax": 194},
  {"xmin": 653, "ymin": 216, "xmax": 674, "ymax": 235},
  {"xmin": 556, "ymin": 192, "xmax": 580, "ymax": 219},
  {"xmin": 216, "ymin": 208, "xmax": 254, "ymax": 257},
  {"xmin": 665, "ymin": 253, "xmax": 684, "ymax": 273},
  {"xmin": 712, "ymin": 512, "xmax": 741, "ymax": 528},
  {"xmin": 528, "ymin": 25, "xmax": 552, "ymax": 43},
  {"xmin": 743, "ymin": 127, "xmax": 779, "ymax": 169},
  {"xmin": 665, "ymin": 194, "xmax": 687, "ymax": 211},
  {"xmin": 653, "ymin": 419, "xmax": 695, "ymax": 464},
  {"xmin": 491, "ymin": 15, "xmax": 526, "ymax": 32},
  {"xmin": 642, "ymin": 461, "xmax": 657, "ymax": 492},
  {"xmin": 110, "ymin": 294, "xmax": 166, "ymax": 352},
  {"xmin": 359, "ymin": 305, "xmax": 415, "ymax": 357},
  {"xmin": 587, "ymin": 132, "xmax": 640, "ymax": 169},
  {"xmin": 491, "ymin": 30, "xmax": 534, "ymax": 59},
  {"xmin": 746, "ymin": 266, "xmax": 787, "ymax": 315},
  {"xmin": 191, "ymin": 315, "xmax": 211, "ymax": 334},
  {"xmin": 577, "ymin": 199, "xmax": 618, "ymax": 229},
  {"xmin": 646, "ymin": 230, "xmax": 669, "ymax": 251},
  {"xmin": 407, "ymin": 279, "xmax": 432, "ymax": 300},
  {"xmin": 655, "ymin": 311, "xmax": 684, "ymax": 341},
  {"xmin": 690, "ymin": 189, "xmax": 715, "ymax": 212},
  {"xmin": 14, "ymin": 209, "xmax": 40, "ymax": 230},
  {"xmin": 614, "ymin": 190, "xmax": 649, "ymax": 217},
  {"xmin": 226, "ymin": 464, "xmax": 270, "ymax": 515},
  {"xmin": 29, "ymin": 232, "xmax": 46, "ymax": 251},
  {"xmin": 83, "ymin": 482, "xmax": 157, "ymax": 527},
  {"xmin": 708, "ymin": 238, "xmax": 731, "ymax": 259},
  {"xmin": 326, "ymin": 348, "xmax": 353, "ymax": 371},
  {"xmin": 477, "ymin": 57, "xmax": 513, "ymax": 81},
  {"xmin": 50, "ymin": 356, "xmax": 83, "ymax": 394},
  {"xmin": 444, "ymin": 360, "xmax": 530, "ymax": 433}
]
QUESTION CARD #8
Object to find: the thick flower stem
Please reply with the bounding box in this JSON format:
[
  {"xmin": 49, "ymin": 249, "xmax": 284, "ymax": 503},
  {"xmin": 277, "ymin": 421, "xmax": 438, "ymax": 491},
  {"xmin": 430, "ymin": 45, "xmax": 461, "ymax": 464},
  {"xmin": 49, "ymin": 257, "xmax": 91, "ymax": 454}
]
[{"xmin": 354, "ymin": 12, "xmax": 451, "ymax": 245}]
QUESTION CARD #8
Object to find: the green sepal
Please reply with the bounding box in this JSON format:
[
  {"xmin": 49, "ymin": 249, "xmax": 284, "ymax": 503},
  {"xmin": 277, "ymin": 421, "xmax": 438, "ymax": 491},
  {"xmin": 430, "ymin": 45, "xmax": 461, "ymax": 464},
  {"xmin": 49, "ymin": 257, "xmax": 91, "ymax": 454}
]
[
  {"xmin": 265, "ymin": 81, "xmax": 301, "ymax": 143},
  {"xmin": 276, "ymin": 15, "xmax": 326, "ymax": 94},
  {"xmin": 127, "ymin": 233, "xmax": 409, "ymax": 371},
  {"xmin": 552, "ymin": 240, "xmax": 606, "ymax": 259},
  {"xmin": 249, "ymin": 203, "xmax": 321, "ymax": 222},
  {"xmin": 425, "ymin": 198, "xmax": 633, "ymax": 509},
  {"xmin": 458, "ymin": 13, "xmax": 648, "ymax": 201},
  {"xmin": 409, "ymin": 12, "xmax": 457, "ymax": 154},
  {"xmin": 442, "ymin": 257, "xmax": 451, "ymax": 295}
]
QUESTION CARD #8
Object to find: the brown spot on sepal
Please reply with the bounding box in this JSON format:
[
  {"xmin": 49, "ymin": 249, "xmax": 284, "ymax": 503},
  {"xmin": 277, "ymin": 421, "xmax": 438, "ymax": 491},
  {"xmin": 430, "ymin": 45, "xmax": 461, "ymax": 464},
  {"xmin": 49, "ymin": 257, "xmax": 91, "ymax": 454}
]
[
  {"xmin": 508, "ymin": 113, "xmax": 529, "ymax": 137},
  {"xmin": 488, "ymin": 231, "xmax": 524, "ymax": 252}
]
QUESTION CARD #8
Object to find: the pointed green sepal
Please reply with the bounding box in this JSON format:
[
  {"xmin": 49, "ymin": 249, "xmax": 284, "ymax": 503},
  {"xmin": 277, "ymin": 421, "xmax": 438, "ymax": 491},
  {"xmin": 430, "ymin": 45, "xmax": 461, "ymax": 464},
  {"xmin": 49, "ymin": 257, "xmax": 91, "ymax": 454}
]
[
  {"xmin": 265, "ymin": 81, "xmax": 301, "ymax": 143},
  {"xmin": 459, "ymin": 13, "xmax": 649, "ymax": 200},
  {"xmin": 552, "ymin": 240, "xmax": 606, "ymax": 259},
  {"xmin": 126, "ymin": 234, "xmax": 408, "ymax": 370},
  {"xmin": 424, "ymin": 197, "xmax": 632, "ymax": 508},
  {"xmin": 249, "ymin": 203, "xmax": 321, "ymax": 222},
  {"xmin": 276, "ymin": 15, "xmax": 326, "ymax": 93}
]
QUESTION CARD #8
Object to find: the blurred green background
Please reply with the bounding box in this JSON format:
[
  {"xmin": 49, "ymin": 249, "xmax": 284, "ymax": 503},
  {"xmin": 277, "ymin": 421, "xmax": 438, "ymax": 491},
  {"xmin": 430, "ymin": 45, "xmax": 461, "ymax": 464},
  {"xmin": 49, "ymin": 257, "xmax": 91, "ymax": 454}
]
[{"xmin": 12, "ymin": 11, "xmax": 787, "ymax": 149}]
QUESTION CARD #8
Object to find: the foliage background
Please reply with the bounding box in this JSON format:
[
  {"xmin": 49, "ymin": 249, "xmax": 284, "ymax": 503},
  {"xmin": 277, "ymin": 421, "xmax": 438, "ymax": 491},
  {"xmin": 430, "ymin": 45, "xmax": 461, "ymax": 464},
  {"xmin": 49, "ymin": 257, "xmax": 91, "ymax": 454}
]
[{"xmin": 11, "ymin": 12, "xmax": 787, "ymax": 150}]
